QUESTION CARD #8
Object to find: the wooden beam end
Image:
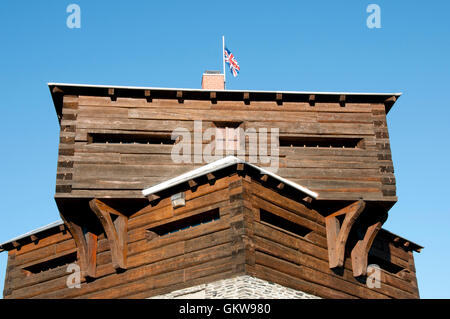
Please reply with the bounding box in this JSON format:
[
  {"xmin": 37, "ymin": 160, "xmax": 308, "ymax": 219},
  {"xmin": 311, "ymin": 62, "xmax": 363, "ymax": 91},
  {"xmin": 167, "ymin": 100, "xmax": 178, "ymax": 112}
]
[
  {"xmin": 147, "ymin": 194, "xmax": 160, "ymax": 202},
  {"xmin": 188, "ymin": 179, "xmax": 198, "ymax": 188},
  {"xmin": 339, "ymin": 94, "xmax": 346, "ymax": 107}
]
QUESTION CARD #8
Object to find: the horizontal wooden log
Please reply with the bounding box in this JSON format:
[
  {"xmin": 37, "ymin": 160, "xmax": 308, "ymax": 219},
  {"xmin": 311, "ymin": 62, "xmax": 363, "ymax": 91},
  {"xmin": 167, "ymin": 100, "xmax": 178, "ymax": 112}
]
[
  {"xmin": 253, "ymin": 221, "xmax": 416, "ymax": 295},
  {"xmin": 19, "ymin": 242, "xmax": 233, "ymax": 299}
]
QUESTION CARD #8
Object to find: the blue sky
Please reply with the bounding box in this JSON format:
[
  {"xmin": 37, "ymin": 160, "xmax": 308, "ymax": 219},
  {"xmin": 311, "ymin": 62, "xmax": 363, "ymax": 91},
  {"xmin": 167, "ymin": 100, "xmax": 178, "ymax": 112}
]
[{"xmin": 0, "ymin": 0, "xmax": 449, "ymax": 298}]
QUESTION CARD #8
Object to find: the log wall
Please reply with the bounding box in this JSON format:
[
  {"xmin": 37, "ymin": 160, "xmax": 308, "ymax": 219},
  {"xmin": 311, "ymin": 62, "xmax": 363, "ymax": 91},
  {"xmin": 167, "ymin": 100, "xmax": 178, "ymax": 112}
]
[
  {"xmin": 4, "ymin": 175, "xmax": 418, "ymax": 299},
  {"xmin": 56, "ymin": 94, "xmax": 396, "ymax": 203}
]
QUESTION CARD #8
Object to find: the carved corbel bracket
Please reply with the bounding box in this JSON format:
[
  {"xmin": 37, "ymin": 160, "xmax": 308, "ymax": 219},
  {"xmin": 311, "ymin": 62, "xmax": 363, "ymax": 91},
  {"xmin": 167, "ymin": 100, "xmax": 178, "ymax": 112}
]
[
  {"xmin": 60, "ymin": 215, "xmax": 97, "ymax": 280},
  {"xmin": 89, "ymin": 199, "xmax": 128, "ymax": 271},
  {"xmin": 325, "ymin": 200, "xmax": 366, "ymax": 269},
  {"xmin": 325, "ymin": 200, "xmax": 388, "ymax": 277},
  {"xmin": 351, "ymin": 213, "xmax": 388, "ymax": 277}
]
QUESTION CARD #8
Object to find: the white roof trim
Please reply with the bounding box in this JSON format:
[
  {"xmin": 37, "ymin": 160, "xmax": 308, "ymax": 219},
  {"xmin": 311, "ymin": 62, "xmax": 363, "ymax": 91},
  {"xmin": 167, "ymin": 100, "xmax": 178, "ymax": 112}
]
[
  {"xmin": 0, "ymin": 220, "xmax": 64, "ymax": 249},
  {"xmin": 142, "ymin": 156, "xmax": 318, "ymax": 199},
  {"xmin": 48, "ymin": 82, "xmax": 402, "ymax": 97}
]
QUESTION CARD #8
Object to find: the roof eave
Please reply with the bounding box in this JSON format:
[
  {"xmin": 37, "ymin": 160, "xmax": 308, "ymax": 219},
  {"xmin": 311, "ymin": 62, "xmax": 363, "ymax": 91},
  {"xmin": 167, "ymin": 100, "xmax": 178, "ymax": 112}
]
[
  {"xmin": 0, "ymin": 220, "xmax": 65, "ymax": 252},
  {"xmin": 48, "ymin": 82, "xmax": 402, "ymax": 122}
]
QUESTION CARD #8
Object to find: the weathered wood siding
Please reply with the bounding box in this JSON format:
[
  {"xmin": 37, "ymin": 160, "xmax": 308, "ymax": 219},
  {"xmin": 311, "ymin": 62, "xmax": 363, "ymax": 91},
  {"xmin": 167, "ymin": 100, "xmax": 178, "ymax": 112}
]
[
  {"xmin": 244, "ymin": 178, "xmax": 418, "ymax": 299},
  {"xmin": 56, "ymin": 95, "xmax": 395, "ymax": 202},
  {"xmin": 5, "ymin": 176, "xmax": 241, "ymax": 299},
  {"xmin": 4, "ymin": 175, "xmax": 417, "ymax": 299}
]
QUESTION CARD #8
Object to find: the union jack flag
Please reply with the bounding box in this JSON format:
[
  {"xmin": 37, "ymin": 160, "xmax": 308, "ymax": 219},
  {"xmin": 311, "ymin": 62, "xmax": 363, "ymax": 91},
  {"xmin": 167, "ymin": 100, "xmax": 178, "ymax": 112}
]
[{"xmin": 224, "ymin": 47, "xmax": 240, "ymax": 77}]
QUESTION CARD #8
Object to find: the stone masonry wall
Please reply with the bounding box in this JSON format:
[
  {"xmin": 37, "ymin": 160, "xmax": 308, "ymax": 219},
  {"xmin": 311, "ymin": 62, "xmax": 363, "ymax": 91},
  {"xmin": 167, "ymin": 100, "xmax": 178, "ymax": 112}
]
[{"xmin": 148, "ymin": 275, "xmax": 320, "ymax": 299}]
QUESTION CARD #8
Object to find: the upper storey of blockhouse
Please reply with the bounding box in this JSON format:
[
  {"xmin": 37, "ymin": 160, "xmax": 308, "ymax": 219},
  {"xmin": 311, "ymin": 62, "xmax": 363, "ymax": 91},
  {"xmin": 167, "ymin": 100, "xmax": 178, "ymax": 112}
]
[{"xmin": 49, "ymin": 78, "xmax": 401, "ymax": 216}]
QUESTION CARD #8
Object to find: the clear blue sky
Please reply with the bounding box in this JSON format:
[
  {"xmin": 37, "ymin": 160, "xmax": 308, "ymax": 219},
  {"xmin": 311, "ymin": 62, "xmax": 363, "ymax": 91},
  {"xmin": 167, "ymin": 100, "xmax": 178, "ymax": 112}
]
[{"xmin": 0, "ymin": 0, "xmax": 448, "ymax": 298}]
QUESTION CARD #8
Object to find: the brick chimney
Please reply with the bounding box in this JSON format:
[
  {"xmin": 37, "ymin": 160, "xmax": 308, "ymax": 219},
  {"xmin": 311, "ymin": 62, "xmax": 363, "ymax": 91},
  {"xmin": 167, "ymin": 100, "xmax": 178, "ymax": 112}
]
[{"xmin": 201, "ymin": 71, "xmax": 225, "ymax": 90}]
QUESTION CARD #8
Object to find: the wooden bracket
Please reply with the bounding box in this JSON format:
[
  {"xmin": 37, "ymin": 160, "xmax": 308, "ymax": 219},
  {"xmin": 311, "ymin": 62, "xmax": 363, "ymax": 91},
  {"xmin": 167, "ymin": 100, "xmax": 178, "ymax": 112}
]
[
  {"xmin": 52, "ymin": 86, "xmax": 64, "ymax": 94},
  {"xmin": 30, "ymin": 235, "xmax": 39, "ymax": 244},
  {"xmin": 243, "ymin": 92, "xmax": 250, "ymax": 105},
  {"xmin": 302, "ymin": 196, "xmax": 313, "ymax": 204},
  {"xmin": 236, "ymin": 163, "xmax": 245, "ymax": 176},
  {"xmin": 276, "ymin": 93, "xmax": 283, "ymax": 106},
  {"xmin": 144, "ymin": 90, "xmax": 152, "ymax": 102},
  {"xmin": 60, "ymin": 216, "xmax": 97, "ymax": 279},
  {"xmin": 385, "ymin": 96, "xmax": 397, "ymax": 104},
  {"xmin": 188, "ymin": 179, "xmax": 198, "ymax": 188},
  {"xmin": 59, "ymin": 224, "xmax": 67, "ymax": 234},
  {"xmin": 147, "ymin": 194, "xmax": 160, "ymax": 204},
  {"xmin": 339, "ymin": 95, "xmax": 346, "ymax": 107},
  {"xmin": 384, "ymin": 96, "xmax": 397, "ymax": 112},
  {"xmin": 351, "ymin": 214, "xmax": 386, "ymax": 277},
  {"xmin": 207, "ymin": 173, "xmax": 216, "ymax": 185},
  {"xmin": 210, "ymin": 92, "xmax": 217, "ymax": 104},
  {"xmin": 89, "ymin": 199, "xmax": 128, "ymax": 271},
  {"xmin": 108, "ymin": 88, "xmax": 116, "ymax": 101},
  {"xmin": 308, "ymin": 94, "xmax": 315, "ymax": 106},
  {"xmin": 325, "ymin": 200, "xmax": 365, "ymax": 269},
  {"xmin": 176, "ymin": 91, "xmax": 184, "ymax": 103}
]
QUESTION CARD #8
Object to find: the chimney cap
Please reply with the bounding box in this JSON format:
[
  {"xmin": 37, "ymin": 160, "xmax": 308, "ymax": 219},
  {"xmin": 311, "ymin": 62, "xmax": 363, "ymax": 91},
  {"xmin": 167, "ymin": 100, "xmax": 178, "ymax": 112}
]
[{"xmin": 203, "ymin": 70, "xmax": 222, "ymax": 75}]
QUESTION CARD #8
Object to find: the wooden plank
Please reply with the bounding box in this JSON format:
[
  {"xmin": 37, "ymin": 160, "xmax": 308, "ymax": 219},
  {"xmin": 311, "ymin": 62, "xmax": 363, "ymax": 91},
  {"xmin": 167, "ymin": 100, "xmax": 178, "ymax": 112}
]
[
  {"xmin": 75, "ymin": 143, "xmax": 175, "ymax": 154},
  {"xmin": 130, "ymin": 189, "xmax": 230, "ymax": 231},
  {"xmin": 251, "ymin": 195, "xmax": 325, "ymax": 236},
  {"xmin": 250, "ymin": 182, "xmax": 323, "ymax": 226},
  {"xmin": 13, "ymin": 239, "xmax": 76, "ymax": 267},
  {"xmin": 255, "ymin": 251, "xmax": 392, "ymax": 299},
  {"xmin": 249, "ymin": 121, "xmax": 374, "ymax": 135},
  {"xmin": 142, "ymin": 259, "xmax": 234, "ymax": 298},
  {"xmin": 76, "ymin": 117, "xmax": 193, "ymax": 132},
  {"xmin": 254, "ymin": 264, "xmax": 356, "ymax": 299},
  {"xmin": 73, "ymin": 163, "xmax": 196, "ymax": 179},
  {"xmin": 128, "ymin": 108, "xmax": 318, "ymax": 123},
  {"xmin": 281, "ymin": 157, "xmax": 381, "ymax": 169},
  {"xmin": 17, "ymin": 242, "xmax": 232, "ymax": 299},
  {"xmin": 77, "ymin": 95, "xmax": 376, "ymax": 112},
  {"xmin": 254, "ymin": 237, "xmax": 390, "ymax": 298},
  {"xmin": 253, "ymin": 221, "xmax": 416, "ymax": 295},
  {"xmin": 15, "ymin": 232, "xmax": 73, "ymax": 257}
]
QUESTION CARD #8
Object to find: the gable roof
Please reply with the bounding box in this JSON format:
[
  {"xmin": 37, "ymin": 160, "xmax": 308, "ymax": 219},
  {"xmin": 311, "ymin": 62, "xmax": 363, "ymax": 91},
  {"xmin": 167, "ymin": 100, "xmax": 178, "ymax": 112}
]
[{"xmin": 142, "ymin": 156, "xmax": 319, "ymax": 199}]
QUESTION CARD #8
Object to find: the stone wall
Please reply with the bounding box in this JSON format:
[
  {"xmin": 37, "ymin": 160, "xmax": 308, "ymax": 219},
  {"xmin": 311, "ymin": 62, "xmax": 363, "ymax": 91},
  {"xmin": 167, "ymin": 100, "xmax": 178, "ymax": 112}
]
[{"xmin": 149, "ymin": 275, "xmax": 320, "ymax": 299}]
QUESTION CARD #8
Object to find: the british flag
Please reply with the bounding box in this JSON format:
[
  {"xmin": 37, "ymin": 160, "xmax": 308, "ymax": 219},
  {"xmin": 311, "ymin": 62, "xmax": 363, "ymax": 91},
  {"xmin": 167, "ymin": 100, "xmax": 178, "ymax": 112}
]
[{"xmin": 224, "ymin": 47, "xmax": 240, "ymax": 77}]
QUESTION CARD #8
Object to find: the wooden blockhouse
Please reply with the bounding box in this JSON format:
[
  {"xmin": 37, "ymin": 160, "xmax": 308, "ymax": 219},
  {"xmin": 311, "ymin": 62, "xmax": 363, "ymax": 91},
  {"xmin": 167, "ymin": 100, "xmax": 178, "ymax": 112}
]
[{"xmin": 0, "ymin": 74, "xmax": 422, "ymax": 298}]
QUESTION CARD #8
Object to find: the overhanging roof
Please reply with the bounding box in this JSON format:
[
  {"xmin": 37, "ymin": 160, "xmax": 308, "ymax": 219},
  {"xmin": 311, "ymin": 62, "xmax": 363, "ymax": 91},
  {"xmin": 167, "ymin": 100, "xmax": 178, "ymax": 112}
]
[
  {"xmin": 0, "ymin": 220, "xmax": 65, "ymax": 252},
  {"xmin": 48, "ymin": 82, "xmax": 402, "ymax": 122}
]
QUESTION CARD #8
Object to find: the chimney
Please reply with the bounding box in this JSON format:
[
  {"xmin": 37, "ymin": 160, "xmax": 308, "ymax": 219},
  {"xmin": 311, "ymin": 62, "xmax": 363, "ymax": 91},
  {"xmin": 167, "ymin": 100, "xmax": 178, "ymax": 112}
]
[{"xmin": 201, "ymin": 71, "xmax": 225, "ymax": 90}]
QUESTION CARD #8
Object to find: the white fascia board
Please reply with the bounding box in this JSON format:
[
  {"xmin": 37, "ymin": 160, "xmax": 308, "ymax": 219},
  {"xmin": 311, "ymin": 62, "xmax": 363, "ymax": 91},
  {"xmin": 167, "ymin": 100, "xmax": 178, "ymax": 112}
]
[
  {"xmin": 142, "ymin": 156, "xmax": 318, "ymax": 199},
  {"xmin": 47, "ymin": 83, "xmax": 402, "ymax": 97},
  {"xmin": 244, "ymin": 161, "xmax": 318, "ymax": 199},
  {"xmin": 142, "ymin": 156, "xmax": 241, "ymax": 197}
]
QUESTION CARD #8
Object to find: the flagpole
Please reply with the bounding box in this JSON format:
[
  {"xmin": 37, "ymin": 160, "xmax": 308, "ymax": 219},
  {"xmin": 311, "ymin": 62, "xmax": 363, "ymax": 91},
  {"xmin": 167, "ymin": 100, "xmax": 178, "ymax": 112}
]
[{"xmin": 222, "ymin": 35, "xmax": 226, "ymax": 89}]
